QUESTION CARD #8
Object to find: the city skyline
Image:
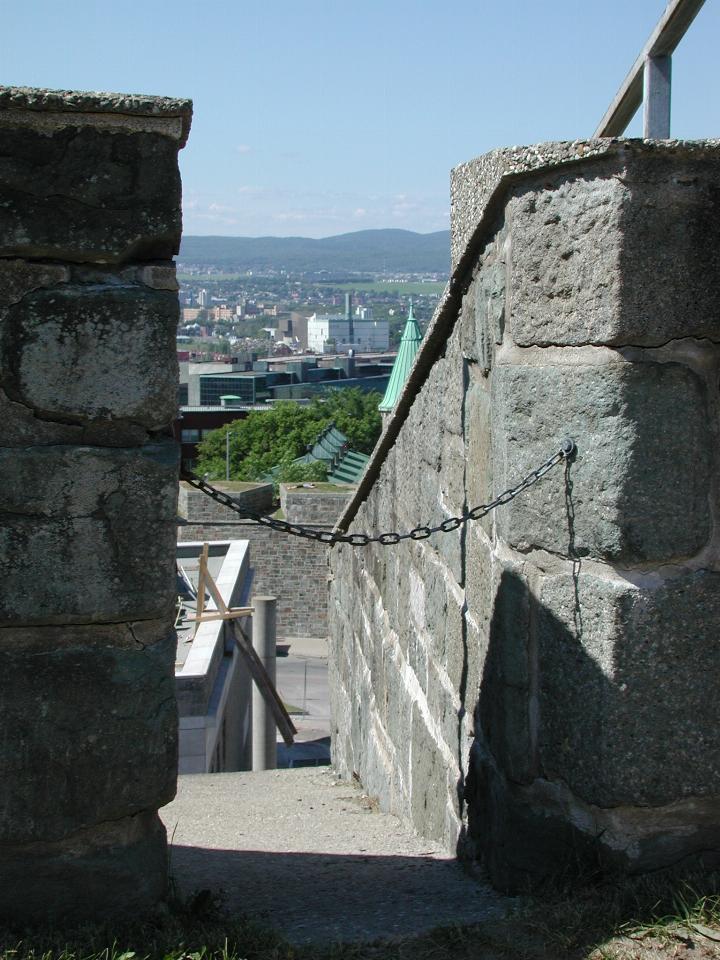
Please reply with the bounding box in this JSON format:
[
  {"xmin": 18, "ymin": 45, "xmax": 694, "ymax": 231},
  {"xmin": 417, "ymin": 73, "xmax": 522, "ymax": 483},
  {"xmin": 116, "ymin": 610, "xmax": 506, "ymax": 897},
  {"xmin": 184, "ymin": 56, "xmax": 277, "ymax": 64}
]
[{"xmin": 3, "ymin": 0, "xmax": 719, "ymax": 238}]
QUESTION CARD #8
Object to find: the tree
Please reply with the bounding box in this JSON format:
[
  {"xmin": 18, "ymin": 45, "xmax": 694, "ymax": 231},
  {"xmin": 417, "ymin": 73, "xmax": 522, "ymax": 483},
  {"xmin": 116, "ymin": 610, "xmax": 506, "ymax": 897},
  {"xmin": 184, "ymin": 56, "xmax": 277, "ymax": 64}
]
[
  {"xmin": 195, "ymin": 389, "xmax": 382, "ymax": 481},
  {"xmin": 313, "ymin": 388, "xmax": 382, "ymax": 455}
]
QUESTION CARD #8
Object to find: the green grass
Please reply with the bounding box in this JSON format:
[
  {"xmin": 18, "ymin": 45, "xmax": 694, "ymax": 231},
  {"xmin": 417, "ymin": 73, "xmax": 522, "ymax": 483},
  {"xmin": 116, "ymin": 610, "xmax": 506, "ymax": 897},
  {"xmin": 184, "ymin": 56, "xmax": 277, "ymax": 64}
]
[
  {"xmin": 181, "ymin": 480, "xmax": 269, "ymax": 492},
  {"xmin": 283, "ymin": 482, "xmax": 352, "ymax": 493},
  {"xmin": 177, "ymin": 274, "xmax": 248, "ymax": 282},
  {"xmin": 3, "ymin": 868, "xmax": 720, "ymax": 960},
  {"xmin": 175, "ymin": 278, "xmax": 447, "ymax": 294}
]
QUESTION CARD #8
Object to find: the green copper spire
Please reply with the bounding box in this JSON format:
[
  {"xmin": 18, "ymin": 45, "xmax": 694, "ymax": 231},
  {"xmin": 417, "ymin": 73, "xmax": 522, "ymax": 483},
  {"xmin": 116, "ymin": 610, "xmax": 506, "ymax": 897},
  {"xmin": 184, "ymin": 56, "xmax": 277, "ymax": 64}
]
[{"xmin": 378, "ymin": 300, "xmax": 423, "ymax": 413}]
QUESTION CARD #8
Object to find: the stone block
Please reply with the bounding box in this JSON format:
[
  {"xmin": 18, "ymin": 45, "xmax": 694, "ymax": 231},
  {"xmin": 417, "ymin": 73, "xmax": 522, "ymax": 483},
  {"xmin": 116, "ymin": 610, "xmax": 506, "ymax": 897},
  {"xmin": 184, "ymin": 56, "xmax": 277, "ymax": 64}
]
[
  {"xmin": 0, "ymin": 387, "xmax": 83, "ymax": 448},
  {"xmin": 463, "ymin": 376, "xmax": 493, "ymax": 539},
  {"xmin": 438, "ymin": 335, "xmax": 465, "ymax": 437},
  {"xmin": 0, "ymin": 258, "xmax": 70, "ymax": 309},
  {"xmin": 536, "ymin": 567, "xmax": 720, "ymax": 807},
  {"xmin": 0, "ymin": 122, "xmax": 183, "ymax": 263},
  {"xmin": 2, "ymin": 283, "xmax": 179, "ymax": 433},
  {"xmin": 0, "ymin": 622, "xmax": 176, "ymax": 843},
  {"xmin": 618, "ymin": 156, "xmax": 720, "ymax": 345},
  {"xmin": 507, "ymin": 172, "xmax": 624, "ymax": 346},
  {"xmin": 384, "ymin": 653, "xmax": 413, "ymax": 778},
  {"xmin": 492, "ymin": 357, "xmax": 713, "ymax": 564},
  {"xmin": 507, "ymin": 155, "xmax": 720, "ymax": 347},
  {"xmin": 136, "ymin": 264, "xmax": 179, "ymax": 291},
  {"xmin": 476, "ymin": 560, "xmax": 535, "ymax": 784},
  {"xmin": 0, "ymin": 441, "xmax": 178, "ymax": 625},
  {"xmin": 410, "ymin": 703, "xmax": 452, "ymax": 843},
  {"xmin": 467, "ymin": 743, "xmax": 720, "ymax": 893},
  {"xmin": 464, "ymin": 527, "xmax": 493, "ymax": 640},
  {"xmin": 440, "ymin": 432, "xmax": 466, "ymax": 516},
  {"xmin": 463, "ymin": 252, "xmax": 505, "ymax": 370},
  {"xmin": 426, "ymin": 659, "xmax": 462, "ymax": 765},
  {"xmin": 0, "ymin": 812, "xmax": 168, "ymax": 922}
]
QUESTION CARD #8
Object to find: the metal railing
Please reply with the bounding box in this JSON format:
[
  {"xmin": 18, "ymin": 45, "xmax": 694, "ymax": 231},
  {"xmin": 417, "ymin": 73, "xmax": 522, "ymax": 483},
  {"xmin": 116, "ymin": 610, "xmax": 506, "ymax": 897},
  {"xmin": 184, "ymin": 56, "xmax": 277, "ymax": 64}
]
[{"xmin": 594, "ymin": 0, "xmax": 706, "ymax": 138}]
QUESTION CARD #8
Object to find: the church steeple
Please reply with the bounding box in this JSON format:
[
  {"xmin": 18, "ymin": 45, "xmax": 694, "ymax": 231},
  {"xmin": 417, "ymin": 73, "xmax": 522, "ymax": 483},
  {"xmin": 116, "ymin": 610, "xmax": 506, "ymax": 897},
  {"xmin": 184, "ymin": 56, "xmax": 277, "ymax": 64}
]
[{"xmin": 379, "ymin": 300, "xmax": 423, "ymax": 417}]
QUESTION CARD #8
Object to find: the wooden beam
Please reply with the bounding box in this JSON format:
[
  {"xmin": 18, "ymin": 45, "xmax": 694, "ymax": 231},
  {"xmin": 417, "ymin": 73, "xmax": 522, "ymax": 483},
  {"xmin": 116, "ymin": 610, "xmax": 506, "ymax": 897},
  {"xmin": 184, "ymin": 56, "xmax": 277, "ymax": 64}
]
[
  {"xmin": 194, "ymin": 542, "xmax": 209, "ymax": 636},
  {"xmin": 232, "ymin": 621, "xmax": 297, "ymax": 747},
  {"xmin": 185, "ymin": 607, "xmax": 254, "ymax": 624},
  {"xmin": 594, "ymin": 0, "xmax": 706, "ymax": 137}
]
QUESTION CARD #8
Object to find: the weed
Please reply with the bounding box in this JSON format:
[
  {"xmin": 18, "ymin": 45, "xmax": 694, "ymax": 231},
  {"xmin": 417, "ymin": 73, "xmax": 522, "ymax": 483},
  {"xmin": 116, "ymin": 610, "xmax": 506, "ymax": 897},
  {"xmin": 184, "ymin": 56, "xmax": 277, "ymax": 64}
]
[{"xmin": 3, "ymin": 868, "xmax": 720, "ymax": 960}]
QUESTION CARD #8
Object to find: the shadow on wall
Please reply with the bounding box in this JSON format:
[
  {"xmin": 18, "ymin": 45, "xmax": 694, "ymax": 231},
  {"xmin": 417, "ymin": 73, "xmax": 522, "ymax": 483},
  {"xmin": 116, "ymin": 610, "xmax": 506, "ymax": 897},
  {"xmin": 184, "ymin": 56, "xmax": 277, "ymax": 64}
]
[{"xmin": 460, "ymin": 545, "xmax": 720, "ymax": 892}]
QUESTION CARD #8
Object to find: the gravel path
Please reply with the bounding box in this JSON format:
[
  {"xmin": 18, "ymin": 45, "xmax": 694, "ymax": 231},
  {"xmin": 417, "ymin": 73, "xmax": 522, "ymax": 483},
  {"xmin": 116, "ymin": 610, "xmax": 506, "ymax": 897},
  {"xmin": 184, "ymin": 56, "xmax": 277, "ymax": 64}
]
[{"xmin": 161, "ymin": 768, "xmax": 508, "ymax": 944}]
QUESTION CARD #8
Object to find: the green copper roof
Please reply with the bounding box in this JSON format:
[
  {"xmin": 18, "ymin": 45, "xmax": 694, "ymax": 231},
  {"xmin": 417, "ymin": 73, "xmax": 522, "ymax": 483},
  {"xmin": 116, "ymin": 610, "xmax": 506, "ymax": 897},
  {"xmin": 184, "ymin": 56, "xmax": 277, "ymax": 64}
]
[
  {"xmin": 378, "ymin": 303, "xmax": 423, "ymax": 412},
  {"xmin": 267, "ymin": 422, "xmax": 369, "ymax": 484}
]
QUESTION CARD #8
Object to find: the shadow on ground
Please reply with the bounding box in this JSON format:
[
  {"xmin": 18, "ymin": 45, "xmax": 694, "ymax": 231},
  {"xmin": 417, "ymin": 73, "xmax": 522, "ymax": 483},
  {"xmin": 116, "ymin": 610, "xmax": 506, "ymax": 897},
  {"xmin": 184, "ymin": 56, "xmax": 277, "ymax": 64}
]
[
  {"xmin": 168, "ymin": 846, "xmax": 720, "ymax": 958},
  {"xmin": 278, "ymin": 735, "xmax": 330, "ymax": 768},
  {"xmin": 168, "ymin": 845, "xmax": 504, "ymax": 944}
]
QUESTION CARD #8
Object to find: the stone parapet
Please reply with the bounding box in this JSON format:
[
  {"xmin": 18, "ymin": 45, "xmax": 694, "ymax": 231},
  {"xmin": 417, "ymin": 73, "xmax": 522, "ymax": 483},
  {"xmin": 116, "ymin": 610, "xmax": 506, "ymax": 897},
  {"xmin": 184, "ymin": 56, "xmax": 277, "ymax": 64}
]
[
  {"xmin": 178, "ymin": 521, "xmax": 329, "ymax": 639},
  {"xmin": 0, "ymin": 87, "xmax": 191, "ymax": 264},
  {"xmin": 178, "ymin": 482, "xmax": 274, "ymax": 523},
  {"xmin": 329, "ymin": 140, "xmax": 720, "ymax": 891},
  {"xmin": 279, "ymin": 484, "xmax": 354, "ymax": 526},
  {"xmin": 0, "ymin": 86, "xmax": 190, "ymax": 920}
]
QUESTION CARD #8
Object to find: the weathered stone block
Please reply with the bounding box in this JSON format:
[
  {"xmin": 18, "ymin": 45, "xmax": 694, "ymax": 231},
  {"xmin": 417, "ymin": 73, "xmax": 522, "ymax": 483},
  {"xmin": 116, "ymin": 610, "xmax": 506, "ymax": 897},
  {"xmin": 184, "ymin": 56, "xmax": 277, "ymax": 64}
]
[
  {"xmin": 493, "ymin": 357, "xmax": 714, "ymax": 563},
  {"xmin": 0, "ymin": 259, "xmax": 70, "ymax": 308},
  {"xmin": 426, "ymin": 660, "xmax": 462, "ymax": 765},
  {"xmin": 440, "ymin": 432, "xmax": 466, "ymax": 516},
  {"xmin": 507, "ymin": 156, "xmax": 720, "ymax": 347},
  {"xmin": 0, "ymin": 623, "xmax": 176, "ymax": 843},
  {"xmin": 410, "ymin": 703, "xmax": 451, "ymax": 843},
  {"xmin": 537, "ymin": 567, "xmax": 720, "ymax": 806},
  {"xmin": 2, "ymin": 283, "xmax": 179, "ymax": 432},
  {"xmin": 463, "ymin": 251, "xmax": 505, "ymax": 370},
  {"xmin": 476, "ymin": 561, "xmax": 535, "ymax": 784},
  {"xmin": 0, "ymin": 441, "xmax": 178, "ymax": 624},
  {"xmin": 0, "ymin": 122, "xmax": 184, "ymax": 262},
  {"xmin": 0, "ymin": 812, "xmax": 168, "ymax": 922},
  {"xmin": 467, "ymin": 744, "xmax": 720, "ymax": 893},
  {"xmin": 507, "ymin": 172, "xmax": 623, "ymax": 346}
]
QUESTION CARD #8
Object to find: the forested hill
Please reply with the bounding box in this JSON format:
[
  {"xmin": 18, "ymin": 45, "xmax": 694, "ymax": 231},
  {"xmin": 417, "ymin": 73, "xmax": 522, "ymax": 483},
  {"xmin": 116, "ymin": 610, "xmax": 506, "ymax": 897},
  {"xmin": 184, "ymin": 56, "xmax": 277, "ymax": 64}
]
[{"xmin": 178, "ymin": 229, "xmax": 450, "ymax": 274}]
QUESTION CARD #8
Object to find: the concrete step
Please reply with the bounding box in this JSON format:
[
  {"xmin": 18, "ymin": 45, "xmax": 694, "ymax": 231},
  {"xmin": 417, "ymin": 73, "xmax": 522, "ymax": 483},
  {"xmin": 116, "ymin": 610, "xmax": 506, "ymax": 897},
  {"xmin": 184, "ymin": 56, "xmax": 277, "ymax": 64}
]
[{"xmin": 161, "ymin": 767, "xmax": 506, "ymax": 945}]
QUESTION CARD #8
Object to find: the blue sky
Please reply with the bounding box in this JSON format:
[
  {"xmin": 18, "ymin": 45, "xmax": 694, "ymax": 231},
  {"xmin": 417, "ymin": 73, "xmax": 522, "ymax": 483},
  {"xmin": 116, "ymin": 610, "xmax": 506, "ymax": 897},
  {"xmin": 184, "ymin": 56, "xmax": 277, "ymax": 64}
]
[{"xmin": 3, "ymin": 0, "xmax": 718, "ymax": 237}]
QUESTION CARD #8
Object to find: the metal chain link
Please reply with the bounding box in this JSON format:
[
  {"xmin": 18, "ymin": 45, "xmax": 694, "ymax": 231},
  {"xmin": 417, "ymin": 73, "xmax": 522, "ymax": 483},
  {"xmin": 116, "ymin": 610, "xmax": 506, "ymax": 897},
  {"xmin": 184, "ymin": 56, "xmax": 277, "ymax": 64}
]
[{"xmin": 180, "ymin": 439, "xmax": 576, "ymax": 547}]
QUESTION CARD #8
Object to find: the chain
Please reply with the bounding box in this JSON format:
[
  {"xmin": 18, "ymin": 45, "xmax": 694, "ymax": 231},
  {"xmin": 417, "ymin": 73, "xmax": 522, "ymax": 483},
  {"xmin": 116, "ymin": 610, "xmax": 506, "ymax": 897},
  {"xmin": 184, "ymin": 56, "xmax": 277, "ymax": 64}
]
[{"xmin": 180, "ymin": 439, "xmax": 576, "ymax": 547}]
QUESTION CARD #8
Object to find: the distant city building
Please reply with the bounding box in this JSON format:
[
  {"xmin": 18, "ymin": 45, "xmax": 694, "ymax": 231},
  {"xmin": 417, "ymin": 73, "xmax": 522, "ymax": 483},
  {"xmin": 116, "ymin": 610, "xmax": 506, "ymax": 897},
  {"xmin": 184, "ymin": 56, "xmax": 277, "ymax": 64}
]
[
  {"xmin": 308, "ymin": 293, "xmax": 388, "ymax": 353},
  {"xmin": 211, "ymin": 305, "xmax": 234, "ymax": 321},
  {"xmin": 198, "ymin": 288, "xmax": 210, "ymax": 307}
]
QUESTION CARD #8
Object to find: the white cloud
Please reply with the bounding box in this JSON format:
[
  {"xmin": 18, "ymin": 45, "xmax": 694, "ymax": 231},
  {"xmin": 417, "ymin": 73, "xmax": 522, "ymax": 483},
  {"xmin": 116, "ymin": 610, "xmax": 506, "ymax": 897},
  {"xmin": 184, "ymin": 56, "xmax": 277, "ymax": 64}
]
[
  {"xmin": 182, "ymin": 186, "xmax": 449, "ymax": 237},
  {"xmin": 235, "ymin": 144, "xmax": 252, "ymax": 154}
]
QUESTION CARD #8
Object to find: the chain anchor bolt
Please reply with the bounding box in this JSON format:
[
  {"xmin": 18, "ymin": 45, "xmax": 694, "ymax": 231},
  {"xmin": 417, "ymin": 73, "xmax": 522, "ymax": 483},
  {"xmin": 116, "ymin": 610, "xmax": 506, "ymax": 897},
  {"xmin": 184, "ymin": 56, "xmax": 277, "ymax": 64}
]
[{"xmin": 560, "ymin": 438, "xmax": 576, "ymax": 459}]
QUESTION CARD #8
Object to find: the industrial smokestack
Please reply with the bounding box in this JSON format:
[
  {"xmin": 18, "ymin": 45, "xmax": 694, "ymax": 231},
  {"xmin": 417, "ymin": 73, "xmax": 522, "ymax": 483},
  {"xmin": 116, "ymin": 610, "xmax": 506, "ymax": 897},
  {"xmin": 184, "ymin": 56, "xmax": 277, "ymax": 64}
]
[{"xmin": 345, "ymin": 292, "xmax": 353, "ymax": 349}]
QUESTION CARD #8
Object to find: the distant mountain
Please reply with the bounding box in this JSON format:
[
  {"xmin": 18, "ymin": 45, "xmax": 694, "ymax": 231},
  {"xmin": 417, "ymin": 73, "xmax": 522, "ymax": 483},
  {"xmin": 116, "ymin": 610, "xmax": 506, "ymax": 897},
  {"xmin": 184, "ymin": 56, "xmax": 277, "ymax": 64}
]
[{"xmin": 178, "ymin": 229, "xmax": 450, "ymax": 275}]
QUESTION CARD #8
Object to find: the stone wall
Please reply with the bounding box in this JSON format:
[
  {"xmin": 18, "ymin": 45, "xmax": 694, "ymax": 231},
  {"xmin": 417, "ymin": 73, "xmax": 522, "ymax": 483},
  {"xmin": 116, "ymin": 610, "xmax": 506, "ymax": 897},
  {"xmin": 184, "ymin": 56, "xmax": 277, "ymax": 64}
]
[
  {"xmin": 179, "ymin": 521, "xmax": 330, "ymax": 638},
  {"xmin": 178, "ymin": 481, "xmax": 274, "ymax": 522},
  {"xmin": 0, "ymin": 87, "xmax": 191, "ymax": 920},
  {"xmin": 280, "ymin": 484, "xmax": 354, "ymax": 525},
  {"xmin": 329, "ymin": 139, "xmax": 720, "ymax": 891}
]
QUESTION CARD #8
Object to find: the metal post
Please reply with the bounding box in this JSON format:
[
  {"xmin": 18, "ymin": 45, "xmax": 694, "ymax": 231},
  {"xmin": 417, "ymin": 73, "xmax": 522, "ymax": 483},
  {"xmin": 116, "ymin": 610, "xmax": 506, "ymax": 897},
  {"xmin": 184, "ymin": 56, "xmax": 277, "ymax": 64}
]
[
  {"xmin": 302, "ymin": 660, "xmax": 308, "ymax": 715},
  {"xmin": 643, "ymin": 54, "xmax": 672, "ymax": 138},
  {"xmin": 225, "ymin": 429, "xmax": 230, "ymax": 481},
  {"xmin": 252, "ymin": 596, "xmax": 277, "ymax": 770}
]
